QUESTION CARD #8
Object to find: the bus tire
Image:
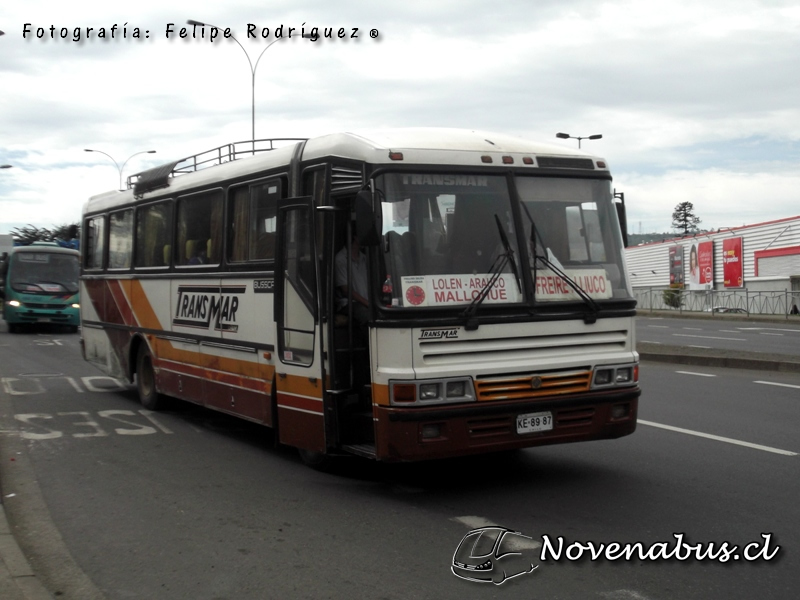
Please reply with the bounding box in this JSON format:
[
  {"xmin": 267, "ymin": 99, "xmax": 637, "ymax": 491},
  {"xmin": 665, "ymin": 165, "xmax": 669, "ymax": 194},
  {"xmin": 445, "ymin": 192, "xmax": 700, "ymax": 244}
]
[
  {"xmin": 7, "ymin": 323, "xmax": 19, "ymax": 334},
  {"xmin": 136, "ymin": 345, "xmax": 165, "ymax": 411}
]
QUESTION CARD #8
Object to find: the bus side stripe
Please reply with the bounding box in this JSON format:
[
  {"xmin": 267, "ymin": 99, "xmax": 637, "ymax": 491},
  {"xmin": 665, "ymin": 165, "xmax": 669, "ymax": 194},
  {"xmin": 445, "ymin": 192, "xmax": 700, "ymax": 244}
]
[{"xmin": 277, "ymin": 392, "xmax": 323, "ymax": 415}]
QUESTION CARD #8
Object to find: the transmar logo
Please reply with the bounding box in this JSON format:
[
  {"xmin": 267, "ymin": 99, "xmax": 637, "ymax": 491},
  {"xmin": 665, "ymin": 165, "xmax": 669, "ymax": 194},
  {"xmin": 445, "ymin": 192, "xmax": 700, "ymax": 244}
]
[{"xmin": 172, "ymin": 285, "xmax": 245, "ymax": 332}]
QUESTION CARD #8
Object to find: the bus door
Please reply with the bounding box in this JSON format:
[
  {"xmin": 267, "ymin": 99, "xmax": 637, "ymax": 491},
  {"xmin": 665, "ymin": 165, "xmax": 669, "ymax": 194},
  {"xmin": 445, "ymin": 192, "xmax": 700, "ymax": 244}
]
[
  {"xmin": 274, "ymin": 199, "xmax": 327, "ymax": 453},
  {"xmin": 322, "ymin": 197, "xmax": 375, "ymax": 450}
]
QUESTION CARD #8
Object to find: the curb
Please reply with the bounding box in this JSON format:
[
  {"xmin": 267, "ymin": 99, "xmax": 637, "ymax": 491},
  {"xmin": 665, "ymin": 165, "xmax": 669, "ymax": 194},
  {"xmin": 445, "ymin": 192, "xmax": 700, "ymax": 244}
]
[
  {"xmin": 0, "ymin": 504, "xmax": 52, "ymax": 600},
  {"xmin": 638, "ymin": 342, "xmax": 800, "ymax": 373}
]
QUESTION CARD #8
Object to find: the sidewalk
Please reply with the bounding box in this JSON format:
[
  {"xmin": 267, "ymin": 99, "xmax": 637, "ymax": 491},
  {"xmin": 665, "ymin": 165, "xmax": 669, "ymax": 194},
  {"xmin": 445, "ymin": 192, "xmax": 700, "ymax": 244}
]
[{"xmin": 0, "ymin": 505, "xmax": 52, "ymax": 600}]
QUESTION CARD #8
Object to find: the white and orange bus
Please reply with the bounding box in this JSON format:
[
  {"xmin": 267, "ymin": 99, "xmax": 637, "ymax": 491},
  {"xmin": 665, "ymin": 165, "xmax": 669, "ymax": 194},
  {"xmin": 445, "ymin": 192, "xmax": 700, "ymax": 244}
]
[{"xmin": 80, "ymin": 128, "xmax": 639, "ymax": 465}]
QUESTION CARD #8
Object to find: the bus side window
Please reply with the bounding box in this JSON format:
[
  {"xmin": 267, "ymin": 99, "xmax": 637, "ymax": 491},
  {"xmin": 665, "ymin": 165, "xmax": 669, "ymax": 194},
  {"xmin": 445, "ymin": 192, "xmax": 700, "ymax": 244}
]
[
  {"xmin": 228, "ymin": 177, "xmax": 282, "ymax": 263},
  {"xmin": 108, "ymin": 209, "xmax": 134, "ymax": 269},
  {"xmin": 84, "ymin": 215, "xmax": 106, "ymax": 270},
  {"xmin": 177, "ymin": 190, "xmax": 222, "ymax": 266},
  {"xmin": 135, "ymin": 201, "xmax": 173, "ymax": 268}
]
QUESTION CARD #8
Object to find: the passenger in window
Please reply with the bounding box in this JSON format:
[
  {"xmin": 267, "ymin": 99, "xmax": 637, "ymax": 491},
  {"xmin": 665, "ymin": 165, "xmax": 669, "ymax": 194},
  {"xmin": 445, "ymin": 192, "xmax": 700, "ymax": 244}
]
[
  {"xmin": 189, "ymin": 248, "xmax": 207, "ymax": 265},
  {"xmin": 335, "ymin": 232, "xmax": 369, "ymax": 330}
]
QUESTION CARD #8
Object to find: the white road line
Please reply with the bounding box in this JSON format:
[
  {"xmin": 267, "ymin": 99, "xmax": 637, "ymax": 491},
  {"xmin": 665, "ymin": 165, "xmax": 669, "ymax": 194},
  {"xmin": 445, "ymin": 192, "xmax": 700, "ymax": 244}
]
[
  {"xmin": 754, "ymin": 380, "xmax": 800, "ymax": 390},
  {"xmin": 719, "ymin": 330, "xmax": 739, "ymax": 333},
  {"xmin": 687, "ymin": 345, "xmax": 711, "ymax": 349},
  {"xmin": 453, "ymin": 516, "xmax": 541, "ymax": 549},
  {"xmin": 672, "ymin": 333, "xmax": 747, "ymax": 341},
  {"xmin": 738, "ymin": 327, "xmax": 800, "ymax": 333},
  {"xmin": 759, "ymin": 332, "xmax": 783, "ymax": 336},
  {"xmin": 682, "ymin": 327, "xmax": 703, "ymax": 330},
  {"xmin": 454, "ymin": 515, "xmax": 499, "ymax": 529},
  {"xmin": 638, "ymin": 420, "xmax": 797, "ymax": 456},
  {"xmin": 675, "ymin": 371, "xmax": 716, "ymax": 377},
  {"xmin": 647, "ymin": 325, "xmax": 669, "ymax": 328}
]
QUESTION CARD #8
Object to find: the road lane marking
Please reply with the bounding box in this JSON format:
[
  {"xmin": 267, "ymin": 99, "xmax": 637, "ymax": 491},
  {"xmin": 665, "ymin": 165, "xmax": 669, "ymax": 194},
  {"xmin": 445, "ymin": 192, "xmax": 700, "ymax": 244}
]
[
  {"xmin": 737, "ymin": 327, "xmax": 800, "ymax": 333},
  {"xmin": 687, "ymin": 345, "xmax": 711, "ymax": 349},
  {"xmin": 638, "ymin": 420, "xmax": 797, "ymax": 456},
  {"xmin": 675, "ymin": 371, "xmax": 716, "ymax": 377},
  {"xmin": 454, "ymin": 516, "xmax": 498, "ymax": 529},
  {"xmin": 672, "ymin": 334, "xmax": 747, "ymax": 341},
  {"xmin": 453, "ymin": 516, "xmax": 541, "ymax": 549},
  {"xmin": 754, "ymin": 381, "xmax": 800, "ymax": 390},
  {"xmin": 758, "ymin": 332, "xmax": 783, "ymax": 336},
  {"xmin": 647, "ymin": 325, "xmax": 669, "ymax": 328},
  {"xmin": 682, "ymin": 327, "xmax": 703, "ymax": 330}
]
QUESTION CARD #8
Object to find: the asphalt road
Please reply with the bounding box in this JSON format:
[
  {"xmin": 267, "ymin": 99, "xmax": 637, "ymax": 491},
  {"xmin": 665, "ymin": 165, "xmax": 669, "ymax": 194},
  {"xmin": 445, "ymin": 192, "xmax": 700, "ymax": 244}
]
[
  {"xmin": 636, "ymin": 314, "xmax": 800, "ymax": 356},
  {"xmin": 1, "ymin": 322, "xmax": 798, "ymax": 599}
]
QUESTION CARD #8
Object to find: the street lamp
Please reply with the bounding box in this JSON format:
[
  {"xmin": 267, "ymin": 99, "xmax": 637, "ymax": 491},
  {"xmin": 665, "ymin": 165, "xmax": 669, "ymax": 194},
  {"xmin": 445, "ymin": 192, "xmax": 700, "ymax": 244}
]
[
  {"xmin": 187, "ymin": 19, "xmax": 309, "ymax": 153},
  {"xmin": 84, "ymin": 149, "xmax": 156, "ymax": 191},
  {"xmin": 1, "ymin": 165, "xmax": 12, "ymax": 169},
  {"xmin": 556, "ymin": 132, "xmax": 603, "ymax": 149}
]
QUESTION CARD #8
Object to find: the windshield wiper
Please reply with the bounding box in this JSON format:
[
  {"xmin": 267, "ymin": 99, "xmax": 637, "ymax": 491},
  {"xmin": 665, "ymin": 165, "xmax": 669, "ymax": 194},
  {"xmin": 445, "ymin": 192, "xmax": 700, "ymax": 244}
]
[
  {"xmin": 461, "ymin": 215, "xmax": 519, "ymax": 331},
  {"xmin": 520, "ymin": 203, "xmax": 599, "ymax": 324}
]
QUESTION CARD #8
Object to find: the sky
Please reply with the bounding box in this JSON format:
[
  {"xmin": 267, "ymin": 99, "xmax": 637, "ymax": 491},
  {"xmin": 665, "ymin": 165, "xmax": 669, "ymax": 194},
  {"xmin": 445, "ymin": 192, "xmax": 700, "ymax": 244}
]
[{"xmin": 2, "ymin": 0, "xmax": 799, "ymax": 236}]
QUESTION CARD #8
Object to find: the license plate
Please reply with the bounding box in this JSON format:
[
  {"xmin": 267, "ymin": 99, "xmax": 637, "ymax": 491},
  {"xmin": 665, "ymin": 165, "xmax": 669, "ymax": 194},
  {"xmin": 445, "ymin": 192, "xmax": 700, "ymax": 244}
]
[
  {"xmin": 516, "ymin": 411, "xmax": 553, "ymax": 434},
  {"xmin": 37, "ymin": 318, "xmax": 52, "ymax": 323}
]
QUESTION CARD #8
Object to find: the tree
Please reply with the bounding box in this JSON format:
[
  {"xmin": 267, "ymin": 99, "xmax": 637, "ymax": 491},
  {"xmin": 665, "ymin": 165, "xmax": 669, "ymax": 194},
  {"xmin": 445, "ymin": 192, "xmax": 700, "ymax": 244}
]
[
  {"xmin": 671, "ymin": 201, "xmax": 701, "ymax": 235},
  {"xmin": 9, "ymin": 222, "xmax": 80, "ymax": 246}
]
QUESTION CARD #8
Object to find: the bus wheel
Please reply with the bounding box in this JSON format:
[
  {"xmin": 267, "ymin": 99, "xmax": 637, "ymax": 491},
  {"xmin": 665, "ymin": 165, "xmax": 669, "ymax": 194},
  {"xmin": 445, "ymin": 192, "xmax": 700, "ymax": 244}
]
[
  {"xmin": 7, "ymin": 323, "xmax": 18, "ymax": 334},
  {"xmin": 136, "ymin": 345, "xmax": 165, "ymax": 410}
]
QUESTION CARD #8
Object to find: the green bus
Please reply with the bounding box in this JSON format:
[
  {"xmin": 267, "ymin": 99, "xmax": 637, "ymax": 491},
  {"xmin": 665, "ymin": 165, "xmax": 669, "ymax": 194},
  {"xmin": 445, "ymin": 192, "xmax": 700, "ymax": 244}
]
[{"xmin": 0, "ymin": 242, "xmax": 80, "ymax": 333}]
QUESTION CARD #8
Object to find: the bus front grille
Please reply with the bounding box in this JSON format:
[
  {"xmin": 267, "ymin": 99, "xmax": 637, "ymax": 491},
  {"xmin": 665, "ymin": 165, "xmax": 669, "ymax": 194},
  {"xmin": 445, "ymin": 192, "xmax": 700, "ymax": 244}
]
[
  {"xmin": 475, "ymin": 369, "xmax": 592, "ymax": 401},
  {"xmin": 419, "ymin": 330, "xmax": 629, "ymax": 367}
]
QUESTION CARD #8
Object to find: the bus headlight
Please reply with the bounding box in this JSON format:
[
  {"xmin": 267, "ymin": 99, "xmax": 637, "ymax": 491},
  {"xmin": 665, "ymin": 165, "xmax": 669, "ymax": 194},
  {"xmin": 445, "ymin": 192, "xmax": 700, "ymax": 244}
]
[
  {"xmin": 445, "ymin": 380, "xmax": 467, "ymax": 398},
  {"xmin": 592, "ymin": 364, "xmax": 638, "ymax": 389},
  {"xmin": 7, "ymin": 300, "xmax": 21, "ymax": 308},
  {"xmin": 390, "ymin": 377, "xmax": 476, "ymax": 406},
  {"xmin": 71, "ymin": 303, "xmax": 80, "ymax": 309},
  {"xmin": 615, "ymin": 367, "xmax": 633, "ymax": 383},
  {"xmin": 419, "ymin": 383, "xmax": 440, "ymax": 400}
]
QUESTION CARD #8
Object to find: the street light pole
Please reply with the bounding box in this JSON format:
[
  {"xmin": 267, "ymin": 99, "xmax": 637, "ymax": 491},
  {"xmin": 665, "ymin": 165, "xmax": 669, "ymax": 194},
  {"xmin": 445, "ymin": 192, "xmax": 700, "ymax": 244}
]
[
  {"xmin": 187, "ymin": 20, "xmax": 312, "ymax": 154},
  {"xmin": 555, "ymin": 132, "xmax": 603, "ymax": 149},
  {"xmin": 84, "ymin": 149, "xmax": 156, "ymax": 190},
  {"xmin": 188, "ymin": 19, "xmax": 288, "ymax": 154}
]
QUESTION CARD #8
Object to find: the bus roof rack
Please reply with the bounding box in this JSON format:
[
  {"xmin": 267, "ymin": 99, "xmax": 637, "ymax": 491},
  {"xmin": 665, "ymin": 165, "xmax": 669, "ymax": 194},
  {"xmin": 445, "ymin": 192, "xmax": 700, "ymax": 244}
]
[{"xmin": 128, "ymin": 138, "xmax": 308, "ymax": 194}]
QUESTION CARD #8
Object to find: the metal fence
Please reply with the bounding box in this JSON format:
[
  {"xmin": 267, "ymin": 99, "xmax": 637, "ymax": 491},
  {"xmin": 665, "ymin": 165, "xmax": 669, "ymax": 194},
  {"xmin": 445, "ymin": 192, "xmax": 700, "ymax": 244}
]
[{"xmin": 633, "ymin": 287, "xmax": 800, "ymax": 318}]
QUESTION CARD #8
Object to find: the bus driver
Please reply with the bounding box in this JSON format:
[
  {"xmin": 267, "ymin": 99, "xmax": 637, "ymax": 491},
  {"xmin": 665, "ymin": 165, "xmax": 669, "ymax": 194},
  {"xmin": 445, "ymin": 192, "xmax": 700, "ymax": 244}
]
[{"xmin": 335, "ymin": 232, "xmax": 370, "ymax": 330}]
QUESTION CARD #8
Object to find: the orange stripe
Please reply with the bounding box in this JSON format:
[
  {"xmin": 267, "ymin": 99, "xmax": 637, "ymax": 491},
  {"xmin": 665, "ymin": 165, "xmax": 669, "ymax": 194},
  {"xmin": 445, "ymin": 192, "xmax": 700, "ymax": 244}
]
[{"xmin": 129, "ymin": 279, "xmax": 164, "ymax": 330}]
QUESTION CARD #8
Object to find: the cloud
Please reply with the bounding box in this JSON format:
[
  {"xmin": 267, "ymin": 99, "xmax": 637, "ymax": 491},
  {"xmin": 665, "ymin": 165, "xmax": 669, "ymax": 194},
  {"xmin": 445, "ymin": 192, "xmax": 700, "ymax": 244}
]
[{"xmin": 1, "ymin": 0, "xmax": 799, "ymax": 234}]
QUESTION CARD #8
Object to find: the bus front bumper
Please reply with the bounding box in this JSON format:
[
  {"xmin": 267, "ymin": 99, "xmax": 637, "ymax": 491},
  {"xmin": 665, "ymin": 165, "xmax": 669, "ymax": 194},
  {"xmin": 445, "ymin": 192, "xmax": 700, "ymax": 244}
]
[
  {"xmin": 372, "ymin": 386, "xmax": 640, "ymax": 462},
  {"xmin": 4, "ymin": 305, "xmax": 80, "ymax": 326}
]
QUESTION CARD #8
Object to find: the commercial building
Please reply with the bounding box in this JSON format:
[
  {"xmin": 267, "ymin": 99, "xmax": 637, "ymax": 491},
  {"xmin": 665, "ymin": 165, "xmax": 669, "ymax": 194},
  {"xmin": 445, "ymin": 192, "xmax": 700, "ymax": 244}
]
[{"xmin": 624, "ymin": 216, "xmax": 800, "ymax": 315}]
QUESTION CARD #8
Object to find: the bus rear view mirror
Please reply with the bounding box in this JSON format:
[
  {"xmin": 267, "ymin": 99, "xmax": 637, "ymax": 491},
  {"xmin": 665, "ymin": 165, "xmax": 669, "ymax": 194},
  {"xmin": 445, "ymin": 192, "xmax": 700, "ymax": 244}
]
[{"xmin": 355, "ymin": 190, "xmax": 380, "ymax": 247}]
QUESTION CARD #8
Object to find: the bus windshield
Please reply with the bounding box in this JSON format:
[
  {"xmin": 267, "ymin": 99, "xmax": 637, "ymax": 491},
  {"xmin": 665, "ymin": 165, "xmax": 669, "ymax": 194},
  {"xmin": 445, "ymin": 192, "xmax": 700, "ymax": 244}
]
[
  {"xmin": 516, "ymin": 175, "xmax": 632, "ymax": 303},
  {"xmin": 9, "ymin": 251, "xmax": 80, "ymax": 294},
  {"xmin": 377, "ymin": 173, "xmax": 522, "ymax": 309},
  {"xmin": 376, "ymin": 172, "xmax": 631, "ymax": 308}
]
